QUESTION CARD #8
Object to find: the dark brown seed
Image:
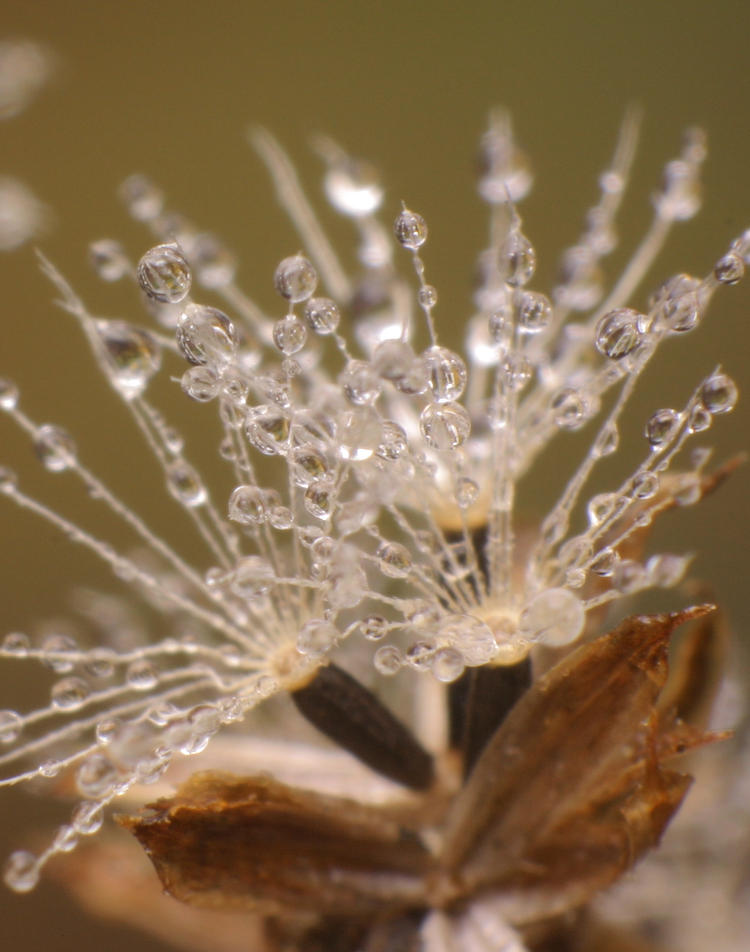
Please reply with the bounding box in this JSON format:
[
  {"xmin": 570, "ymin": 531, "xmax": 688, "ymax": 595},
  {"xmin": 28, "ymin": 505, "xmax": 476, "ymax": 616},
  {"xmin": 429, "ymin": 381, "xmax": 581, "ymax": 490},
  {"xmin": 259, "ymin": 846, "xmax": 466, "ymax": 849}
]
[
  {"xmin": 291, "ymin": 663, "xmax": 435, "ymax": 790},
  {"xmin": 449, "ymin": 658, "xmax": 532, "ymax": 778}
]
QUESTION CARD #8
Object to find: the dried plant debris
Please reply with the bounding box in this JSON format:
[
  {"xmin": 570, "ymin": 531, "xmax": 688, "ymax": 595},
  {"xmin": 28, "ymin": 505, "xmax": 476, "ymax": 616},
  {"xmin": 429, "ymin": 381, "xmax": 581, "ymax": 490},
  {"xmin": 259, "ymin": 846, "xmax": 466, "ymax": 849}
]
[{"xmin": 120, "ymin": 607, "xmax": 718, "ymax": 950}]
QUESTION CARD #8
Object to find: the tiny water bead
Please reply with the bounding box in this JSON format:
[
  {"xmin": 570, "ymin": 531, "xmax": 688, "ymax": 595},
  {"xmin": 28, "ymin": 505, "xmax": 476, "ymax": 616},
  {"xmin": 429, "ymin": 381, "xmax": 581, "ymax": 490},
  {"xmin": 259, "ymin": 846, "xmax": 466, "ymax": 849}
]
[
  {"xmin": 394, "ymin": 207, "xmax": 428, "ymax": 250},
  {"xmin": 420, "ymin": 402, "xmax": 471, "ymax": 449},
  {"xmin": 0, "ymin": 377, "xmax": 19, "ymax": 410},
  {"xmin": 273, "ymin": 254, "xmax": 318, "ymax": 302},
  {"xmin": 519, "ymin": 588, "xmax": 585, "ymax": 647},
  {"xmin": 34, "ymin": 424, "xmax": 77, "ymax": 472},
  {"xmin": 272, "ymin": 316, "xmax": 307, "ymax": 355},
  {"xmin": 136, "ymin": 243, "xmax": 192, "ymax": 303},
  {"xmin": 423, "ymin": 347, "xmax": 468, "ymax": 403},
  {"xmin": 303, "ymin": 296, "xmax": 340, "ymax": 335},
  {"xmin": 645, "ymin": 407, "xmax": 681, "ymax": 447},
  {"xmin": 0, "ymin": 709, "xmax": 22, "ymax": 744},
  {"xmin": 714, "ymin": 251, "xmax": 745, "ymax": 286}
]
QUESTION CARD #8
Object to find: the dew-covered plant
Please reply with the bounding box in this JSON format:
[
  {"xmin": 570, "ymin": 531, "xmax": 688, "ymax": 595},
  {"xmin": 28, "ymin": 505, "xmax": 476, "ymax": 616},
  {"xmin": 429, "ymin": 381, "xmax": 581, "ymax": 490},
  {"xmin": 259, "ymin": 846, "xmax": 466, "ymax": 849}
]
[{"xmin": 0, "ymin": 110, "xmax": 746, "ymax": 950}]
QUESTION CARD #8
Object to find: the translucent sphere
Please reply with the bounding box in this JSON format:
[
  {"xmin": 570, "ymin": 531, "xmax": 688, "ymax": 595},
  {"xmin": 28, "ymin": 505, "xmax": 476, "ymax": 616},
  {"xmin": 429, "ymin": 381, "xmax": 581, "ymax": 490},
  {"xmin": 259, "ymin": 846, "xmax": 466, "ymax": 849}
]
[
  {"xmin": 519, "ymin": 588, "xmax": 584, "ymax": 646},
  {"xmin": 137, "ymin": 243, "xmax": 192, "ymax": 304},
  {"xmin": 393, "ymin": 208, "xmax": 427, "ymax": 250},
  {"xmin": 274, "ymin": 254, "xmax": 318, "ymax": 302}
]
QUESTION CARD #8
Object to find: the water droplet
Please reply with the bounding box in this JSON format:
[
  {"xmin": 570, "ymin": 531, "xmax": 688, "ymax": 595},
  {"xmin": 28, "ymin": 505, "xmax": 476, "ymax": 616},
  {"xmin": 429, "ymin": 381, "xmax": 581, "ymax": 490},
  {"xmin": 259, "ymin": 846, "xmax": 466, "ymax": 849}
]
[
  {"xmin": 519, "ymin": 588, "xmax": 584, "ymax": 646},
  {"xmin": 418, "ymin": 284, "xmax": 438, "ymax": 309},
  {"xmin": 501, "ymin": 230, "xmax": 536, "ymax": 287},
  {"xmin": 38, "ymin": 759, "xmax": 61, "ymax": 778},
  {"xmin": 700, "ymin": 372, "xmax": 738, "ymax": 414},
  {"xmin": 587, "ymin": 492, "xmax": 616, "ymax": 526},
  {"xmin": 165, "ymin": 459, "xmax": 207, "ymax": 507},
  {"xmin": 41, "ymin": 632, "xmax": 78, "ymax": 672},
  {"xmin": 374, "ymin": 644, "xmax": 402, "ymax": 675},
  {"xmin": 95, "ymin": 717, "xmax": 122, "ymax": 745},
  {"xmin": 377, "ymin": 541, "xmax": 412, "ymax": 578},
  {"xmin": 714, "ymin": 252, "xmax": 745, "ymax": 285},
  {"xmin": 651, "ymin": 273, "xmax": 702, "ymax": 333},
  {"xmin": 297, "ymin": 619, "xmax": 338, "ymax": 656},
  {"xmin": 339, "ymin": 360, "xmax": 382, "ymax": 406},
  {"xmin": 337, "ymin": 408, "xmax": 381, "ymax": 461},
  {"xmin": 360, "ymin": 615, "xmax": 388, "ymax": 641},
  {"xmin": 631, "ymin": 471, "xmax": 660, "ymax": 499},
  {"xmin": 274, "ymin": 254, "xmax": 318, "ymax": 302},
  {"xmin": 516, "ymin": 290, "xmax": 551, "ymax": 333},
  {"xmin": 53, "ymin": 824, "xmax": 78, "ymax": 854},
  {"xmin": 51, "ymin": 676, "xmax": 90, "ymax": 710},
  {"xmin": 72, "ymin": 801, "xmax": 104, "ymax": 835},
  {"xmin": 245, "ymin": 405, "xmax": 290, "ymax": 456},
  {"xmin": 0, "ymin": 377, "xmax": 19, "ymax": 410},
  {"xmin": 500, "ymin": 351, "xmax": 533, "ymax": 391},
  {"xmin": 34, "ymin": 424, "xmax": 77, "ymax": 472},
  {"xmin": 645, "ymin": 408, "xmax": 680, "ymax": 448},
  {"xmin": 423, "ymin": 346, "xmax": 467, "ymax": 403},
  {"xmin": 95, "ymin": 319, "xmax": 161, "ymax": 398},
  {"xmin": 303, "ymin": 296, "xmax": 340, "ymax": 335},
  {"xmin": 431, "ymin": 647, "xmax": 465, "ymax": 683},
  {"xmin": 181, "ymin": 364, "xmax": 220, "ymax": 402},
  {"xmin": 3, "ymin": 850, "xmax": 39, "ymax": 893},
  {"xmin": 126, "ymin": 659, "xmax": 158, "ymax": 690},
  {"xmin": 612, "ymin": 559, "xmax": 647, "ymax": 594},
  {"xmin": 304, "ymin": 479, "xmax": 335, "ymax": 519},
  {"xmin": 394, "ymin": 208, "xmax": 427, "ymax": 250},
  {"xmin": 291, "ymin": 447, "xmax": 329, "ymax": 487},
  {"xmin": 272, "ymin": 316, "xmax": 307, "ymax": 355},
  {"xmin": 119, "ymin": 174, "xmax": 164, "ymax": 221},
  {"xmin": 593, "ymin": 422, "xmax": 619, "ymax": 457},
  {"xmin": 177, "ymin": 303, "xmax": 238, "ymax": 367},
  {"xmin": 590, "ymin": 547, "xmax": 618, "ymax": 577},
  {"xmin": 420, "ymin": 402, "xmax": 471, "ymax": 449},
  {"xmin": 137, "ymin": 243, "xmax": 191, "ymax": 303},
  {"xmin": 376, "ymin": 420, "xmax": 408, "ymax": 460},
  {"xmin": 595, "ymin": 308, "xmax": 647, "ymax": 359},
  {"xmin": 455, "ymin": 476, "xmax": 479, "ymax": 509},
  {"xmin": 2, "ymin": 631, "xmax": 29, "ymax": 656},
  {"xmin": 325, "ymin": 155, "xmax": 383, "ymax": 217},
  {"xmin": 88, "ymin": 239, "xmax": 129, "ymax": 282},
  {"xmin": 550, "ymin": 388, "xmax": 588, "ymax": 430},
  {"xmin": 0, "ymin": 709, "xmax": 22, "ymax": 743},
  {"xmin": 228, "ymin": 484, "xmax": 268, "ymax": 525},
  {"xmin": 688, "ymin": 405, "xmax": 712, "ymax": 433},
  {"xmin": 76, "ymin": 752, "xmax": 117, "ymax": 798}
]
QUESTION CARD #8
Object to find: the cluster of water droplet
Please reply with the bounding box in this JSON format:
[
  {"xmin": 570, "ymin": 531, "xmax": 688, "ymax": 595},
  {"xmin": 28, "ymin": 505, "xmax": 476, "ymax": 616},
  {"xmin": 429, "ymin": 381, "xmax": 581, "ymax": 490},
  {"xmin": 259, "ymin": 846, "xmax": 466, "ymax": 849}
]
[{"xmin": 0, "ymin": 113, "xmax": 745, "ymax": 891}]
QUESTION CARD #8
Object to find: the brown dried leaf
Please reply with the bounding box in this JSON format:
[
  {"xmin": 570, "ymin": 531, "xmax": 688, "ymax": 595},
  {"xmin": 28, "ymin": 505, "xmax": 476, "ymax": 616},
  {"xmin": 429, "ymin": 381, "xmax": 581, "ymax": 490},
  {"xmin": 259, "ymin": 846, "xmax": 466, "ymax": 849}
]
[
  {"xmin": 119, "ymin": 771, "xmax": 431, "ymax": 917},
  {"xmin": 437, "ymin": 607, "xmax": 714, "ymax": 922}
]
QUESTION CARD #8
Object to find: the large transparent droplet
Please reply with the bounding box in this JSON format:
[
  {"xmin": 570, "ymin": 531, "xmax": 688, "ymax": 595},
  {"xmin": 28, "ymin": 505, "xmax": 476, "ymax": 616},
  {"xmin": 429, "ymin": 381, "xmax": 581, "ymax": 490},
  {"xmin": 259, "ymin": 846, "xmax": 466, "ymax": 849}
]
[
  {"xmin": 516, "ymin": 290, "xmax": 552, "ymax": 333},
  {"xmin": 303, "ymin": 296, "xmax": 340, "ymax": 335},
  {"xmin": 325, "ymin": 156, "xmax": 383, "ymax": 217},
  {"xmin": 431, "ymin": 647, "xmax": 465, "ymax": 683},
  {"xmin": 181, "ymin": 365, "xmax": 221, "ymax": 402},
  {"xmin": 177, "ymin": 303, "xmax": 238, "ymax": 367},
  {"xmin": 377, "ymin": 541, "xmax": 412, "ymax": 578},
  {"xmin": 34, "ymin": 424, "xmax": 76, "ymax": 472},
  {"xmin": 420, "ymin": 402, "xmax": 471, "ymax": 449},
  {"xmin": 423, "ymin": 346, "xmax": 467, "ymax": 403},
  {"xmin": 274, "ymin": 255, "xmax": 318, "ymax": 302},
  {"xmin": 272, "ymin": 316, "xmax": 307, "ymax": 355},
  {"xmin": 645, "ymin": 408, "xmax": 680, "ymax": 448},
  {"xmin": 700, "ymin": 372, "xmax": 738, "ymax": 414},
  {"xmin": 245, "ymin": 405, "xmax": 290, "ymax": 455},
  {"xmin": 165, "ymin": 459, "xmax": 207, "ymax": 507},
  {"xmin": 137, "ymin": 243, "xmax": 192, "ymax": 303},
  {"xmin": 51, "ymin": 676, "xmax": 90, "ymax": 711},
  {"xmin": 0, "ymin": 709, "xmax": 22, "ymax": 743},
  {"xmin": 339, "ymin": 360, "xmax": 382, "ymax": 406},
  {"xmin": 228, "ymin": 484, "xmax": 268, "ymax": 525},
  {"xmin": 519, "ymin": 588, "xmax": 584, "ymax": 646},
  {"xmin": 394, "ymin": 208, "xmax": 427, "ymax": 250},
  {"xmin": 297, "ymin": 619, "xmax": 338, "ymax": 657},
  {"xmin": 76, "ymin": 752, "xmax": 118, "ymax": 798},
  {"xmin": 595, "ymin": 308, "xmax": 647, "ymax": 359},
  {"xmin": 3, "ymin": 850, "xmax": 39, "ymax": 893},
  {"xmin": 95, "ymin": 319, "xmax": 161, "ymax": 398},
  {"xmin": 501, "ymin": 230, "xmax": 536, "ymax": 287}
]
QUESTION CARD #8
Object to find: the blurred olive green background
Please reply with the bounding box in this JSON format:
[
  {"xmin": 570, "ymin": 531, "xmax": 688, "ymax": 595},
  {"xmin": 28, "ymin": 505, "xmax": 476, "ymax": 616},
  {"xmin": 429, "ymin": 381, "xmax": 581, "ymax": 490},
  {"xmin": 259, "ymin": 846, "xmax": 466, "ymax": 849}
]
[{"xmin": 1, "ymin": 0, "xmax": 748, "ymax": 949}]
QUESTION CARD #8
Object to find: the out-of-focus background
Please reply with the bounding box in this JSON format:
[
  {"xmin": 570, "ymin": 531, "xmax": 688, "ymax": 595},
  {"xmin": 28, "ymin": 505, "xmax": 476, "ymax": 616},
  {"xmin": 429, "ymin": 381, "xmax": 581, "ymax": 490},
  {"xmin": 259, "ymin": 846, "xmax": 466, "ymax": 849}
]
[{"xmin": 0, "ymin": 1, "xmax": 748, "ymax": 949}]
